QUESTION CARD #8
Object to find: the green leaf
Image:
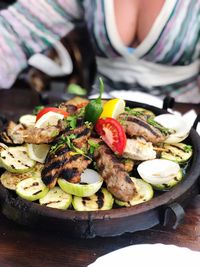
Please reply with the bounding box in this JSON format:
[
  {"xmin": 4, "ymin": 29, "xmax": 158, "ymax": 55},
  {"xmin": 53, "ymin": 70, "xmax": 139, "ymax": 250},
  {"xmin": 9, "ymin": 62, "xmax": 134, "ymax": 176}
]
[
  {"xmin": 66, "ymin": 116, "xmax": 77, "ymax": 130},
  {"xmin": 88, "ymin": 140, "xmax": 100, "ymax": 154},
  {"xmin": 32, "ymin": 106, "xmax": 44, "ymax": 115}
]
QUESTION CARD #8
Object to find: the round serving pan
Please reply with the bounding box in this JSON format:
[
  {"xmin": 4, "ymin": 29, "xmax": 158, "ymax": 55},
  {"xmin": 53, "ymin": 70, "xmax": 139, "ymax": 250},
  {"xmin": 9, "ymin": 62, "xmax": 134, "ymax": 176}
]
[{"xmin": 0, "ymin": 100, "xmax": 200, "ymax": 238}]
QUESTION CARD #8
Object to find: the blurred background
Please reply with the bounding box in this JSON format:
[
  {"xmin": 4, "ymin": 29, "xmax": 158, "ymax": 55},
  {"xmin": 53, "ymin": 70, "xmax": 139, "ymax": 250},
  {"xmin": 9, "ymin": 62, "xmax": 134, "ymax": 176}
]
[{"xmin": 0, "ymin": 0, "xmax": 96, "ymax": 106}]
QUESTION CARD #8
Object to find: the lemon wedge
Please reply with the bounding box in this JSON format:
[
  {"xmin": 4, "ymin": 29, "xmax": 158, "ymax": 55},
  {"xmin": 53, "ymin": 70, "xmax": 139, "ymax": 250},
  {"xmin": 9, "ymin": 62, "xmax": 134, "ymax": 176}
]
[
  {"xmin": 27, "ymin": 143, "xmax": 50, "ymax": 163},
  {"xmin": 35, "ymin": 111, "xmax": 64, "ymax": 128},
  {"xmin": 100, "ymin": 98, "xmax": 125, "ymax": 119}
]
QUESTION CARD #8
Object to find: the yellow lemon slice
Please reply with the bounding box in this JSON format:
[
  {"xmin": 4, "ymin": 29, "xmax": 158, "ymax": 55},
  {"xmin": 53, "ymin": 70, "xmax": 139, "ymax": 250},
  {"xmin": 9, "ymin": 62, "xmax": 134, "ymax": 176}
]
[
  {"xmin": 27, "ymin": 143, "xmax": 50, "ymax": 163},
  {"xmin": 100, "ymin": 98, "xmax": 125, "ymax": 119}
]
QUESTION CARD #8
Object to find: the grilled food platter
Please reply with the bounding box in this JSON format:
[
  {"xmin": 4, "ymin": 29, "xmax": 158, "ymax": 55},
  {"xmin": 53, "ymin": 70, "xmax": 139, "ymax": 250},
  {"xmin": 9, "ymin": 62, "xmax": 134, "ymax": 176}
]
[{"xmin": 0, "ymin": 94, "xmax": 200, "ymax": 238}]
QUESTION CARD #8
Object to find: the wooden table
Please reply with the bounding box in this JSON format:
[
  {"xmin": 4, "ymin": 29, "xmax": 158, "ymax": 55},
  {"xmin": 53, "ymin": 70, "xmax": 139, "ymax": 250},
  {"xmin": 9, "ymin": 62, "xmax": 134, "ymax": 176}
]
[{"xmin": 0, "ymin": 88, "xmax": 199, "ymax": 267}]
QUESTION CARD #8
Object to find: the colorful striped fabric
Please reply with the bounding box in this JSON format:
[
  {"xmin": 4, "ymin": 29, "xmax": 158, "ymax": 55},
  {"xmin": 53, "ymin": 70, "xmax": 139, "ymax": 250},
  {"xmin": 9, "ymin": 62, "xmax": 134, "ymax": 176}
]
[{"xmin": 0, "ymin": 0, "xmax": 199, "ymax": 103}]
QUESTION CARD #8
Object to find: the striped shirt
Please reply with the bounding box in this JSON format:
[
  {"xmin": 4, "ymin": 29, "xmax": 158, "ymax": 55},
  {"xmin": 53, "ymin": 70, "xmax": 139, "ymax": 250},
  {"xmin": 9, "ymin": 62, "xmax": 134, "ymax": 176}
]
[{"xmin": 0, "ymin": 0, "xmax": 199, "ymax": 102}]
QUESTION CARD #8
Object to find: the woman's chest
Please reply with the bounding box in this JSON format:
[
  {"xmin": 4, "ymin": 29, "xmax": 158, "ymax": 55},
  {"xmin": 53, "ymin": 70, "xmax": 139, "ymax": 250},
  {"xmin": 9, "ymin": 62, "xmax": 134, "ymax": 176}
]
[
  {"xmin": 114, "ymin": 0, "xmax": 165, "ymax": 46},
  {"xmin": 83, "ymin": 0, "xmax": 199, "ymax": 64}
]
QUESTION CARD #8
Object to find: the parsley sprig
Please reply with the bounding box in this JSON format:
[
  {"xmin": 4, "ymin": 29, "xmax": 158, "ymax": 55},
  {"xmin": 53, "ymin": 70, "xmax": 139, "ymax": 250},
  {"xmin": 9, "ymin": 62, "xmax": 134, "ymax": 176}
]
[
  {"xmin": 64, "ymin": 108, "xmax": 85, "ymax": 130},
  {"xmin": 183, "ymin": 145, "xmax": 192, "ymax": 153},
  {"xmin": 88, "ymin": 140, "xmax": 100, "ymax": 154}
]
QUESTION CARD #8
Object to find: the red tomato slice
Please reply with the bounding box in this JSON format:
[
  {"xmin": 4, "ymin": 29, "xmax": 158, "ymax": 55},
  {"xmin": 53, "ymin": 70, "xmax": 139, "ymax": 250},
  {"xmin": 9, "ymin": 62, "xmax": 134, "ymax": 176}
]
[
  {"xmin": 95, "ymin": 118, "xmax": 127, "ymax": 155},
  {"xmin": 36, "ymin": 107, "xmax": 69, "ymax": 121}
]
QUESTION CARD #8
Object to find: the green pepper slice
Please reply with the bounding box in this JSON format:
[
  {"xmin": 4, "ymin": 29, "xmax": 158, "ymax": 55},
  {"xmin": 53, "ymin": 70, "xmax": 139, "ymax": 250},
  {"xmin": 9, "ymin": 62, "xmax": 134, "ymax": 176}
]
[{"xmin": 84, "ymin": 78, "xmax": 104, "ymax": 123}]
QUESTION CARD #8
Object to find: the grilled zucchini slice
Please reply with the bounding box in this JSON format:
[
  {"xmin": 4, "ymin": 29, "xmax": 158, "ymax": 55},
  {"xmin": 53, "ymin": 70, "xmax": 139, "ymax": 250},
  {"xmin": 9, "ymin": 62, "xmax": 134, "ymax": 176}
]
[
  {"xmin": 161, "ymin": 143, "xmax": 193, "ymax": 164},
  {"xmin": 16, "ymin": 177, "xmax": 49, "ymax": 201},
  {"xmin": 39, "ymin": 187, "xmax": 72, "ymax": 210},
  {"xmin": 72, "ymin": 188, "xmax": 114, "ymax": 211},
  {"xmin": 0, "ymin": 146, "xmax": 36, "ymax": 173},
  {"xmin": 152, "ymin": 169, "xmax": 183, "ymax": 191},
  {"xmin": 1, "ymin": 163, "xmax": 43, "ymax": 190},
  {"xmin": 115, "ymin": 177, "xmax": 154, "ymax": 207}
]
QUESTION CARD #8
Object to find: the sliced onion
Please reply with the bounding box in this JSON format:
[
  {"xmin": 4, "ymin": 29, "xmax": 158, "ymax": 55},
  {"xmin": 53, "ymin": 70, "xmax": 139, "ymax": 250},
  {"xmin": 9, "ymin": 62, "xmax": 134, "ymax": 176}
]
[
  {"xmin": 154, "ymin": 114, "xmax": 191, "ymax": 143},
  {"xmin": 137, "ymin": 159, "xmax": 180, "ymax": 185},
  {"xmin": 58, "ymin": 169, "xmax": 103, "ymax": 197}
]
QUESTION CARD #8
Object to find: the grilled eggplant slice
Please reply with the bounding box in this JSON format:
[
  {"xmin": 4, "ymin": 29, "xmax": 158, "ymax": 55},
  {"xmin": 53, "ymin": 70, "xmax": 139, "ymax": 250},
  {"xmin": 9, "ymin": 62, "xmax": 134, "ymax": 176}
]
[{"xmin": 72, "ymin": 188, "xmax": 114, "ymax": 211}]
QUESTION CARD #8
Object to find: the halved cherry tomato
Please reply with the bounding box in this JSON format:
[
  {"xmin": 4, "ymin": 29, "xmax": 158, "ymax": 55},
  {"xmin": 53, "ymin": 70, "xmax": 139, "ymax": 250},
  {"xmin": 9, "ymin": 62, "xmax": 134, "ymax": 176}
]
[
  {"xmin": 36, "ymin": 107, "xmax": 69, "ymax": 121},
  {"xmin": 95, "ymin": 118, "xmax": 127, "ymax": 155}
]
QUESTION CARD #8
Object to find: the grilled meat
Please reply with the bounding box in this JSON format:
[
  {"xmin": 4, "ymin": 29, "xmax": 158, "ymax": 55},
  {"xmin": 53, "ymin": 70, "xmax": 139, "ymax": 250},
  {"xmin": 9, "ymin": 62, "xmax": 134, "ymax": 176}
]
[
  {"xmin": 118, "ymin": 113, "xmax": 166, "ymax": 143},
  {"xmin": 42, "ymin": 145, "xmax": 91, "ymax": 188},
  {"xmin": 59, "ymin": 97, "xmax": 89, "ymax": 111},
  {"xmin": 2, "ymin": 121, "xmax": 25, "ymax": 144},
  {"xmin": 42, "ymin": 124, "xmax": 92, "ymax": 188},
  {"xmin": 23, "ymin": 122, "xmax": 65, "ymax": 144},
  {"xmin": 58, "ymin": 103, "xmax": 78, "ymax": 115},
  {"xmin": 93, "ymin": 142, "xmax": 137, "ymax": 202},
  {"xmin": 0, "ymin": 120, "xmax": 66, "ymax": 145},
  {"xmin": 123, "ymin": 137, "xmax": 156, "ymax": 161}
]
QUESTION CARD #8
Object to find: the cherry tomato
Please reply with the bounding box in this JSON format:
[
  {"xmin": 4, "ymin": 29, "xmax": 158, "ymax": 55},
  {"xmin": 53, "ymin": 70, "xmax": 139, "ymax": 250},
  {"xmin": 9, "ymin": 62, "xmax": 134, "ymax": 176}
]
[
  {"xmin": 95, "ymin": 118, "xmax": 127, "ymax": 155},
  {"xmin": 36, "ymin": 107, "xmax": 69, "ymax": 121}
]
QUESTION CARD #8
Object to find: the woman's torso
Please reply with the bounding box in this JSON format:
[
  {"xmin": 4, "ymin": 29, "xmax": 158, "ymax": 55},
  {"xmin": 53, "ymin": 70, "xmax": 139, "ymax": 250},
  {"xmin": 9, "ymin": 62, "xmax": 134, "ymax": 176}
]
[{"xmin": 82, "ymin": 0, "xmax": 200, "ymax": 102}]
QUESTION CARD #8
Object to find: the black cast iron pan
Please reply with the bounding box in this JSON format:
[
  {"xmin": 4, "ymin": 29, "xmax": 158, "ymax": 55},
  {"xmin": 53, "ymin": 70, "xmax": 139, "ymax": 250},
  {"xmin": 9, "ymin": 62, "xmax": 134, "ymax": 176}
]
[{"xmin": 0, "ymin": 98, "xmax": 200, "ymax": 238}]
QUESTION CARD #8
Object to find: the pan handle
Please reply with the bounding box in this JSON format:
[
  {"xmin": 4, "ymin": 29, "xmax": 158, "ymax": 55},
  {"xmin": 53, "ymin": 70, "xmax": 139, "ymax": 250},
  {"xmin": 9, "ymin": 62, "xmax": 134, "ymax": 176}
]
[
  {"xmin": 192, "ymin": 113, "xmax": 200, "ymax": 130},
  {"xmin": 162, "ymin": 96, "xmax": 175, "ymax": 110},
  {"xmin": 160, "ymin": 202, "xmax": 185, "ymax": 229}
]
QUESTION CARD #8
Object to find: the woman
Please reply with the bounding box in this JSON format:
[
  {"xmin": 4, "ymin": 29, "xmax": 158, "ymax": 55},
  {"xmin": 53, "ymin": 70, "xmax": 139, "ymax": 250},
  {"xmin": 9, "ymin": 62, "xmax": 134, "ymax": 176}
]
[{"xmin": 0, "ymin": 0, "xmax": 199, "ymax": 102}]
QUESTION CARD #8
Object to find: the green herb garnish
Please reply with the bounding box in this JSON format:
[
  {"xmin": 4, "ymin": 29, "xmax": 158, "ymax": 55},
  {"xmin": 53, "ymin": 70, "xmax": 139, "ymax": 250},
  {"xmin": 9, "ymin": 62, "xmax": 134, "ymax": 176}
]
[
  {"xmin": 66, "ymin": 116, "xmax": 77, "ymax": 130},
  {"xmin": 147, "ymin": 118, "xmax": 171, "ymax": 136},
  {"xmin": 88, "ymin": 140, "xmax": 100, "ymax": 154},
  {"xmin": 33, "ymin": 105, "xmax": 44, "ymax": 115},
  {"xmin": 183, "ymin": 145, "xmax": 192, "ymax": 153},
  {"xmin": 125, "ymin": 107, "xmax": 143, "ymax": 117}
]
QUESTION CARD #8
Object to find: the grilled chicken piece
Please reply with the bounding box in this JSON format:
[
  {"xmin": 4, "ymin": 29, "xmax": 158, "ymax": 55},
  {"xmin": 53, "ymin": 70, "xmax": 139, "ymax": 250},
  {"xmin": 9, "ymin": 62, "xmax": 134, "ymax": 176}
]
[
  {"xmin": 123, "ymin": 137, "xmax": 156, "ymax": 161},
  {"xmin": 93, "ymin": 142, "xmax": 137, "ymax": 202},
  {"xmin": 4, "ymin": 121, "xmax": 25, "ymax": 144},
  {"xmin": 118, "ymin": 113, "xmax": 166, "ymax": 144},
  {"xmin": 23, "ymin": 123, "xmax": 65, "ymax": 144},
  {"xmin": 42, "ymin": 124, "xmax": 92, "ymax": 188},
  {"xmin": 0, "ymin": 120, "xmax": 66, "ymax": 145}
]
